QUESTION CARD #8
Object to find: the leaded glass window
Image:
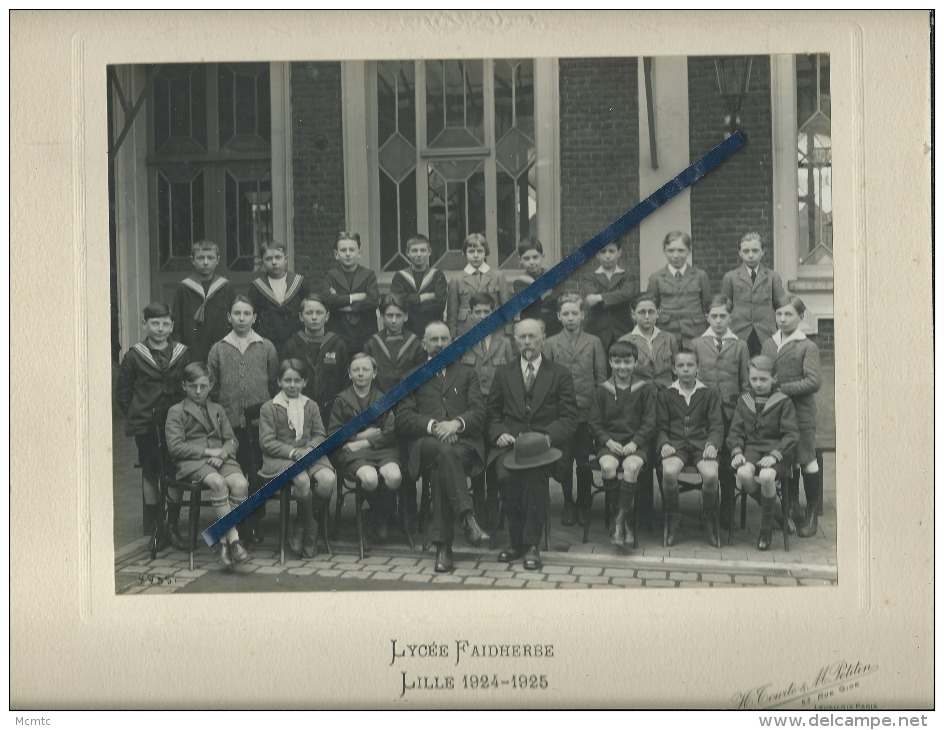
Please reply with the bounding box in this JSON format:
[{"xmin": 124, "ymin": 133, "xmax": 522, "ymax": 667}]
[
  {"xmin": 796, "ymin": 54, "xmax": 832, "ymax": 268},
  {"xmin": 373, "ymin": 59, "xmax": 539, "ymax": 272},
  {"xmin": 149, "ymin": 63, "xmax": 272, "ymax": 275}
]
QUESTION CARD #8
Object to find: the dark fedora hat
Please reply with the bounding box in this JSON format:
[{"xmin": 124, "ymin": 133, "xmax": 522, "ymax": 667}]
[{"xmin": 503, "ymin": 432, "xmax": 562, "ymax": 470}]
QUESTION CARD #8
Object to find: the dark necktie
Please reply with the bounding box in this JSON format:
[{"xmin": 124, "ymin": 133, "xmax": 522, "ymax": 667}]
[
  {"xmin": 751, "ymin": 269, "xmax": 757, "ymax": 285},
  {"xmin": 524, "ymin": 362, "xmax": 535, "ymax": 392},
  {"xmin": 437, "ymin": 369, "xmax": 445, "ymax": 388},
  {"xmin": 716, "ymin": 338, "xmax": 723, "ymax": 353},
  {"xmin": 674, "ymin": 270, "xmax": 682, "ymax": 280}
]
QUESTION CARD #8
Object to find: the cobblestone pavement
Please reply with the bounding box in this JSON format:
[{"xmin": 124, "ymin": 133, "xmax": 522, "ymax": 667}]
[{"xmin": 115, "ymin": 524, "xmax": 837, "ymax": 594}]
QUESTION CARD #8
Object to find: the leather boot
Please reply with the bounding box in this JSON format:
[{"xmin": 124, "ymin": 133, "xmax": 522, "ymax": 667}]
[
  {"xmin": 788, "ymin": 471, "xmax": 804, "ymax": 525},
  {"xmin": 702, "ymin": 490, "xmax": 721, "ymax": 548},
  {"xmin": 575, "ymin": 470, "xmax": 591, "ymax": 527},
  {"xmin": 164, "ymin": 500, "xmax": 188, "ymax": 551},
  {"xmin": 664, "ymin": 480, "xmax": 681, "ymax": 546},
  {"xmin": 619, "ymin": 481, "xmax": 637, "ymax": 546},
  {"xmin": 757, "ymin": 493, "xmax": 776, "ymax": 551},
  {"xmin": 145, "ymin": 502, "xmax": 165, "ymax": 558},
  {"xmin": 797, "ymin": 472, "xmax": 821, "ymax": 538}
]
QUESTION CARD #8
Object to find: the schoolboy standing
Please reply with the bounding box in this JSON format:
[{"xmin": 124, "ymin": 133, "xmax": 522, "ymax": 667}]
[
  {"xmin": 323, "ymin": 231, "xmax": 380, "ymax": 356},
  {"xmin": 542, "ymin": 294, "xmax": 607, "ymax": 526},
  {"xmin": 459, "ymin": 292, "xmax": 516, "ymax": 526},
  {"xmin": 446, "ymin": 232, "xmax": 509, "ymax": 339},
  {"xmin": 389, "ymin": 234, "xmax": 448, "ymax": 338},
  {"xmin": 171, "ymin": 240, "xmax": 234, "ymax": 365},
  {"xmin": 647, "ymin": 231, "xmax": 712, "ymax": 348},
  {"xmin": 281, "ymin": 294, "xmax": 349, "ymax": 424},
  {"xmin": 363, "ymin": 294, "xmax": 426, "ymax": 394},
  {"xmin": 115, "ymin": 302, "xmax": 190, "ymax": 553},
  {"xmin": 720, "ymin": 232, "xmax": 787, "ymax": 356},
  {"xmin": 247, "ymin": 241, "xmax": 309, "ymax": 353},
  {"xmin": 580, "ymin": 241, "xmax": 637, "ymax": 353},
  {"xmin": 512, "ymin": 236, "xmax": 565, "ymax": 338}
]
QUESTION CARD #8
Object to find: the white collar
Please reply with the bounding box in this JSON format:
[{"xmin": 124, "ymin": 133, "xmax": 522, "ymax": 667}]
[
  {"xmin": 669, "ymin": 379, "xmax": 707, "ymax": 394},
  {"xmin": 630, "ymin": 325, "xmax": 662, "ymax": 339},
  {"xmin": 520, "ymin": 355, "xmax": 542, "ymax": 373},
  {"xmin": 223, "ymin": 330, "xmax": 264, "ymax": 348},
  {"xmin": 668, "ymin": 263, "xmax": 688, "ymax": 277},
  {"xmin": 773, "ymin": 328, "xmax": 808, "ymax": 347},
  {"xmin": 594, "ymin": 265, "xmax": 625, "ymax": 275},
  {"xmin": 273, "ymin": 391, "xmax": 311, "ymax": 409},
  {"xmin": 463, "ymin": 263, "xmax": 491, "ymax": 275},
  {"xmin": 701, "ymin": 327, "xmax": 738, "ymax": 341}
]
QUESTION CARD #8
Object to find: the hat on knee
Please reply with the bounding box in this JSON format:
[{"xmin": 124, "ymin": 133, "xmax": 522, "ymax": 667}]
[{"xmin": 503, "ymin": 432, "xmax": 562, "ymax": 470}]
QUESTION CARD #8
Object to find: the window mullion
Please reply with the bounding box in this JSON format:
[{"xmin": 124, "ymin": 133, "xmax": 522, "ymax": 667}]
[
  {"xmin": 415, "ymin": 61, "xmax": 429, "ymax": 240},
  {"xmin": 483, "ymin": 59, "xmax": 498, "ymax": 266}
]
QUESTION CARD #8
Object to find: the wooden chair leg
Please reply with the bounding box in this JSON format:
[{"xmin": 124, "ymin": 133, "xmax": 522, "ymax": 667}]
[
  {"xmin": 488, "ymin": 495, "xmax": 501, "ymax": 551},
  {"xmin": 354, "ymin": 481, "xmax": 365, "ymax": 560},
  {"xmin": 332, "ymin": 481, "xmax": 343, "ymax": 540},
  {"xmin": 632, "ymin": 486, "xmax": 640, "ymax": 549},
  {"xmin": 582, "ymin": 488, "xmax": 596, "ymax": 544},
  {"xmin": 278, "ymin": 491, "xmax": 289, "ymax": 566},
  {"xmin": 780, "ymin": 481, "xmax": 790, "ymax": 552},
  {"xmin": 816, "ymin": 449, "xmax": 825, "ymax": 516},
  {"xmin": 401, "ymin": 489, "xmax": 416, "ymax": 551},
  {"xmin": 188, "ymin": 490, "xmax": 201, "ymax": 572},
  {"xmin": 320, "ymin": 497, "xmax": 333, "ymax": 556},
  {"xmin": 544, "ymin": 501, "xmax": 550, "ymax": 551}
]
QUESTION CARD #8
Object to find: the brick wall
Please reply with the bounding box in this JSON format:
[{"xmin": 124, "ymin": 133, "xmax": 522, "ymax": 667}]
[
  {"xmin": 687, "ymin": 56, "xmax": 773, "ymax": 289},
  {"xmin": 808, "ymin": 317, "xmax": 834, "ymax": 367},
  {"xmin": 559, "ymin": 58, "xmax": 639, "ymax": 287},
  {"xmin": 291, "ymin": 62, "xmax": 346, "ymax": 280}
]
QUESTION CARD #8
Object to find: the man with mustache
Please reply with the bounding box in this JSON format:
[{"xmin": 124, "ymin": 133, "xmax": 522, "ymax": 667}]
[{"xmin": 396, "ymin": 321, "xmax": 490, "ymax": 572}]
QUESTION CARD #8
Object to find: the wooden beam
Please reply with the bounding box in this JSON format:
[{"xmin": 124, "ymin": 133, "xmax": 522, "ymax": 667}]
[{"xmin": 109, "ymin": 64, "xmax": 161, "ymax": 161}]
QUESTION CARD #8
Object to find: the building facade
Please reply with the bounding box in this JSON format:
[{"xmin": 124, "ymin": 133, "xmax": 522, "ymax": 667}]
[{"xmin": 109, "ymin": 55, "xmax": 834, "ymax": 364}]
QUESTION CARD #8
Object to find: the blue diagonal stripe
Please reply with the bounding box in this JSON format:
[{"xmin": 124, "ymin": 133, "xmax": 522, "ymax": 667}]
[{"xmin": 201, "ymin": 132, "xmax": 745, "ymax": 546}]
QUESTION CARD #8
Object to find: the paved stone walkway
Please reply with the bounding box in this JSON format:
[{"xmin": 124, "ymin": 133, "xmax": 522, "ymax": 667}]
[{"xmin": 115, "ymin": 536, "xmax": 837, "ymax": 594}]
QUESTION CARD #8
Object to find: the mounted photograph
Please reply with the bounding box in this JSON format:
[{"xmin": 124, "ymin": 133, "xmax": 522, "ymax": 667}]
[{"xmin": 108, "ymin": 52, "xmax": 837, "ymax": 594}]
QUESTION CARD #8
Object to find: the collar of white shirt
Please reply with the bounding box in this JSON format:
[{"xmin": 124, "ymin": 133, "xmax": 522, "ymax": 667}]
[
  {"xmin": 520, "ymin": 355, "xmax": 542, "ymax": 378},
  {"xmin": 630, "ymin": 324, "xmax": 662, "ymax": 339},
  {"xmin": 772, "ymin": 328, "xmax": 808, "ymax": 348},
  {"xmin": 594, "ymin": 265, "xmax": 625, "ymax": 275},
  {"xmin": 668, "ymin": 379, "xmax": 707, "ymax": 404},
  {"xmin": 668, "ymin": 263, "xmax": 688, "ymax": 277},
  {"xmin": 463, "ymin": 263, "xmax": 492, "ymax": 275},
  {"xmin": 223, "ymin": 330, "xmax": 265, "ymax": 349},
  {"xmin": 701, "ymin": 327, "xmax": 738, "ymax": 342}
]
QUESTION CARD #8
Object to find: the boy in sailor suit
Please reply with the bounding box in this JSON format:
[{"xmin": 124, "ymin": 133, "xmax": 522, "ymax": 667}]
[
  {"xmin": 389, "ymin": 234, "xmax": 448, "ymax": 338},
  {"xmin": 171, "ymin": 240, "xmax": 234, "ymax": 365}
]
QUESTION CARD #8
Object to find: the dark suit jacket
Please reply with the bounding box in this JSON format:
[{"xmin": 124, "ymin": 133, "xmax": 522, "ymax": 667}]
[
  {"xmin": 323, "ymin": 265, "xmax": 380, "ymax": 330},
  {"xmin": 396, "ymin": 362, "xmax": 486, "ymax": 478},
  {"xmin": 486, "ymin": 359, "xmax": 579, "ymax": 466}
]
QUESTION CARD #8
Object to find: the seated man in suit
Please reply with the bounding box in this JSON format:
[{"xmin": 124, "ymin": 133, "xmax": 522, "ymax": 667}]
[
  {"xmin": 487, "ymin": 318, "xmax": 579, "ymax": 570},
  {"xmin": 396, "ymin": 321, "xmax": 490, "ymax": 572}
]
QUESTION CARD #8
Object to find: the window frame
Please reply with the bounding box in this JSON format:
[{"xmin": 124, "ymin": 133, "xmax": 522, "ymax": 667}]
[{"xmin": 342, "ymin": 58, "xmax": 560, "ymax": 285}]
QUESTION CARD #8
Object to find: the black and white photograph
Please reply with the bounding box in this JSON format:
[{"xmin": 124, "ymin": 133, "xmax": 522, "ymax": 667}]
[
  {"xmin": 108, "ymin": 52, "xmax": 838, "ymax": 594},
  {"xmin": 11, "ymin": 10, "xmax": 932, "ymax": 711}
]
